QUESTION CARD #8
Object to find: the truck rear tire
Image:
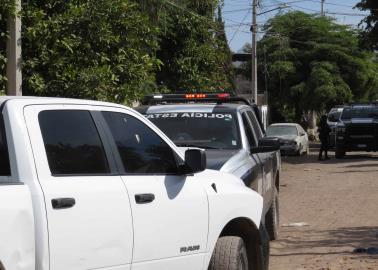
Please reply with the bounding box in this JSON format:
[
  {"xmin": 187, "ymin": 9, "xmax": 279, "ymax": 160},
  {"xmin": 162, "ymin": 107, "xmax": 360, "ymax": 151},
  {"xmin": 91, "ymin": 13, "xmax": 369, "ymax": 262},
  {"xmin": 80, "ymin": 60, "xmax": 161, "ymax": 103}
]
[
  {"xmin": 209, "ymin": 236, "xmax": 248, "ymax": 270},
  {"xmin": 265, "ymin": 188, "xmax": 279, "ymax": 241}
]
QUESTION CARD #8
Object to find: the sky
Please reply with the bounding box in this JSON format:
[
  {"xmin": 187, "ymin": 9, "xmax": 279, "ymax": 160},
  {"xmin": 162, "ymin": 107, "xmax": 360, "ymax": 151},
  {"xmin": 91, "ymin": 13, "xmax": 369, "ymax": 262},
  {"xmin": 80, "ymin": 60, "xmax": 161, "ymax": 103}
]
[{"xmin": 222, "ymin": 0, "xmax": 369, "ymax": 52}]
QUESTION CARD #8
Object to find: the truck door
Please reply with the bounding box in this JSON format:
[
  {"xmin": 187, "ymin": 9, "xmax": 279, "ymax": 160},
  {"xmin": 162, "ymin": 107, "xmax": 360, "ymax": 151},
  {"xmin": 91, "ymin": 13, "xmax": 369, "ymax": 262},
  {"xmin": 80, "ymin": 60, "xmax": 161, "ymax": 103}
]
[
  {"xmin": 245, "ymin": 110, "xmax": 274, "ymax": 209},
  {"xmin": 99, "ymin": 110, "xmax": 209, "ymax": 270},
  {"xmin": 24, "ymin": 106, "xmax": 133, "ymax": 270},
  {"xmin": 0, "ymin": 110, "xmax": 35, "ymax": 270},
  {"xmin": 241, "ymin": 112, "xmax": 264, "ymax": 195}
]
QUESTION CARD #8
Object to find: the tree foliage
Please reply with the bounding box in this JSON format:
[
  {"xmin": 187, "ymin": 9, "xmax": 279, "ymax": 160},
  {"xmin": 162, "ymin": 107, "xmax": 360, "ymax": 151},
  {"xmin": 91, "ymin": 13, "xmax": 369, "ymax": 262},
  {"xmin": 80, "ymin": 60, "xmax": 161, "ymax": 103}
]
[
  {"xmin": 22, "ymin": 0, "xmax": 160, "ymax": 103},
  {"xmin": 0, "ymin": 0, "xmax": 232, "ymax": 102},
  {"xmin": 240, "ymin": 12, "xmax": 378, "ymax": 121},
  {"xmin": 153, "ymin": 0, "xmax": 233, "ymax": 92},
  {"xmin": 0, "ymin": 0, "xmax": 17, "ymax": 94},
  {"xmin": 356, "ymin": 0, "xmax": 378, "ymax": 50}
]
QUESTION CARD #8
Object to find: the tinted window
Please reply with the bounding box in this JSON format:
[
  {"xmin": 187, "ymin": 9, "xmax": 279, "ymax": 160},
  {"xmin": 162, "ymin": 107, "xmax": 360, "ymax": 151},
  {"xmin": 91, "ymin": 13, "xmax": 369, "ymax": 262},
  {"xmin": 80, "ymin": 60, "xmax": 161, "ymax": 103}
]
[
  {"xmin": 246, "ymin": 111, "xmax": 263, "ymax": 139},
  {"xmin": 0, "ymin": 112, "xmax": 10, "ymax": 176},
  {"xmin": 146, "ymin": 112, "xmax": 241, "ymax": 150},
  {"xmin": 39, "ymin": 110, "xmax": 110, "ymax": 175},
  {"xmin": 327, "ymin": 111, "xmax": 341, "ymax": 122},
  {"xmin": 341, "ymin": 106, "xmax": 378, "ymax": 120},
  {"xmin": 102, "ymin": 112, "xmax": 178, "ymax": 174},
  {"xmin": 242, "ymin": 113, "xmax": 257, "ymax": 147}
]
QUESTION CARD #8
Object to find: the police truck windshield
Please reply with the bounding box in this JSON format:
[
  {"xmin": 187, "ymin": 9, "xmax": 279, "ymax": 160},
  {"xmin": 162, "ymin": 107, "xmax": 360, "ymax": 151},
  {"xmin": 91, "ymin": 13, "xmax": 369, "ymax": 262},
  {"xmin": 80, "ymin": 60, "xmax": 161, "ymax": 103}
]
[
  {"xmin": 145, "ymin": 112, "xmax": 241, "ymax": 150},
  {"xmin": 341, "ymin": 106, "xmax": 378, "ymax": 120}
]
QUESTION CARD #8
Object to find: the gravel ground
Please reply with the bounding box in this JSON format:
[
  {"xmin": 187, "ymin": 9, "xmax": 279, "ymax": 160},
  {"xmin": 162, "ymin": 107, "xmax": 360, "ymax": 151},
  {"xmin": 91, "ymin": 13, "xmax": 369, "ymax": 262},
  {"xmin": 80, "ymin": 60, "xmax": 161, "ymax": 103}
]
[{"xmin": 270, "ymin": 144, "xmax": 378, "ymax": 270}]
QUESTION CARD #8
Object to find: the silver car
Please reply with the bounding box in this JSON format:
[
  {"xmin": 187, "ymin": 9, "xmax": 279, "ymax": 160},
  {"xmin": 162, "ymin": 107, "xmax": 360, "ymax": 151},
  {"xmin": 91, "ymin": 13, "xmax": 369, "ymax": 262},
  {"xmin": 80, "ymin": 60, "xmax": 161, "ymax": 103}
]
[{"xmin": 266, "ymin": 123, "xmax": 309, "ymax": 156}]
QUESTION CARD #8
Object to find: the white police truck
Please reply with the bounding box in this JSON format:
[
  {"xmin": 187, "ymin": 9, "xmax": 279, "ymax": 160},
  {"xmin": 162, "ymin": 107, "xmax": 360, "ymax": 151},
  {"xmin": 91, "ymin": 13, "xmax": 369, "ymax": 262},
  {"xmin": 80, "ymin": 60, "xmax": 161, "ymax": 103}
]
[
  {"xmin": 136, "ymin": 93, "xmax": 282, "ymax": 242},
  {"xmin": 0, "ymin": 96, "xmax": 271, "ymax": 270}
]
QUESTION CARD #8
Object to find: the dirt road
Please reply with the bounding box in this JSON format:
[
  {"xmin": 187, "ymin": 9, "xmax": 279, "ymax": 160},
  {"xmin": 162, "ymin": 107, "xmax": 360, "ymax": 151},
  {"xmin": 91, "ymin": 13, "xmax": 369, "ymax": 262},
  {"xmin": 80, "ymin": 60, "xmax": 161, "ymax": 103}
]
[{"xmin": 270, "ymin": 145, "xmax": 378, "ymax": 270}]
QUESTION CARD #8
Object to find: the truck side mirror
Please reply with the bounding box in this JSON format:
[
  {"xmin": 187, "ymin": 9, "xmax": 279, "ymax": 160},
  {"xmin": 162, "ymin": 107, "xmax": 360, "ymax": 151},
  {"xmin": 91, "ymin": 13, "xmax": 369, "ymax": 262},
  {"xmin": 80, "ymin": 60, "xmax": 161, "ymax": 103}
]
[
  {"xmin": 250, "ymin": 137, "xmax": 280, "ymax": 154},
  {"xmin": 183, "ymin": 149, "xmax": 207, "ymax": 174}
]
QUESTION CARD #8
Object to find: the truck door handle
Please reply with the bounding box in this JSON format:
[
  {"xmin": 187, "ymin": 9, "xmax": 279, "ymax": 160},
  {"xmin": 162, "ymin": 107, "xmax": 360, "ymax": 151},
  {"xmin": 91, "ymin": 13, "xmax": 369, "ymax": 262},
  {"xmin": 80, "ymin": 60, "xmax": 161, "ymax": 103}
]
[
  {"xmin": 135, "ymin": 193, "xmax": 155, "ymax": 204},
  {"xmin": 52, "ymin": 198, "xmax": 76, "ymax": 209}
]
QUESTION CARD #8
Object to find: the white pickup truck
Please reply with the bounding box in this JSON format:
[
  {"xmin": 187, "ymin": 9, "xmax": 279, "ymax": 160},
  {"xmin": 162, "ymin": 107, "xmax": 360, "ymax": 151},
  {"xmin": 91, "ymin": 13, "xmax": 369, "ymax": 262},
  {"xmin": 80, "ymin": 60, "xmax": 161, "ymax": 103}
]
[{"xmin": 0, "ymin": 97, "xmax": 268, "ymax": 270}]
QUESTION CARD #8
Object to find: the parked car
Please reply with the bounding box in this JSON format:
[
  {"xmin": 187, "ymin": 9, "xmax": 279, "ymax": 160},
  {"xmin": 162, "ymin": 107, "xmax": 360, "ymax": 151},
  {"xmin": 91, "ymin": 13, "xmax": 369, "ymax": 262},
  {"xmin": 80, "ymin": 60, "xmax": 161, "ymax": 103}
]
[
  {"xmin": 266, "ymin": 123, "xmax": 309, "ymax": 156},
  {"xmin": 335, "ymin": 103, "xmax": 378, "ymax": 158},
  {"xmin": 136, "ymin": 92, "xmax": 281, "ymax": 242},
  {"xmin": 0, "ymin": 96, "xmax": 269, "ymax": 270},
  {"xmin": 327, "ymin": 106, "xmax": 344, "ymax": 149}
]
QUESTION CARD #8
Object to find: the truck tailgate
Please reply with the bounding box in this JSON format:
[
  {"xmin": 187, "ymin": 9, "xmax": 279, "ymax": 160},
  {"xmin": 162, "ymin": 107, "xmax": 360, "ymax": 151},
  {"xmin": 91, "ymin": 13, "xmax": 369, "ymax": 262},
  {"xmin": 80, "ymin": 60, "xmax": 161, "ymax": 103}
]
[{"xmin": 0, "ymin": 184, "xmax": 34, "ymax": 270}]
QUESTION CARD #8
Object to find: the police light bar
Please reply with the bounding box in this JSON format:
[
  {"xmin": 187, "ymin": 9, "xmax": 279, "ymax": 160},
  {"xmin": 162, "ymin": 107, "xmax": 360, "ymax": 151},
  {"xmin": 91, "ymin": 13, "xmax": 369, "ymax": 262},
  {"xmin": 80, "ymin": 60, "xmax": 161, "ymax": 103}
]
[
  {"xmin": 184, "ymin": 93, "xmax": 231, "ymax": 99},
  {"xmin": 185, "ymin": 94, "xmax": 207, "ymax": 99},
  {"xmin": 142, "ymin": 92, "xmax": 251, "ymax": 106}
]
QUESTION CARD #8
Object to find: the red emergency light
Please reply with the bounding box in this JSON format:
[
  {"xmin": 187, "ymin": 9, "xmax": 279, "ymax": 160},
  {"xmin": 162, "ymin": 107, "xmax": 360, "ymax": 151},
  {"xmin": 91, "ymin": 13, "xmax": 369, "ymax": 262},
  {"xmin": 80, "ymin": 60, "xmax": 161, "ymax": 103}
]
[
  {"xmin": 184, "ymin": 93, "xmax": 231, "ymax": 99},
  {"xmin": 217, "ymin": 93, "xmax": 230, "ymax": 99},
  {"xmin": 185, "ymin": 94, "xmax": 207, "ymax": 99}
]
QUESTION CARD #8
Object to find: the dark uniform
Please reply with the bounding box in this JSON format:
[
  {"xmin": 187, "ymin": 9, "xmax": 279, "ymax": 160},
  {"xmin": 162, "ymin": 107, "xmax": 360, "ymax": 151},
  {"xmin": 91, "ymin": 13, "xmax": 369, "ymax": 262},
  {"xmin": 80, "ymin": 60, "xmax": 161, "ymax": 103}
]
[{"xmin": 318, "ymin": 115, "xmax": 331, "ymax": 160}]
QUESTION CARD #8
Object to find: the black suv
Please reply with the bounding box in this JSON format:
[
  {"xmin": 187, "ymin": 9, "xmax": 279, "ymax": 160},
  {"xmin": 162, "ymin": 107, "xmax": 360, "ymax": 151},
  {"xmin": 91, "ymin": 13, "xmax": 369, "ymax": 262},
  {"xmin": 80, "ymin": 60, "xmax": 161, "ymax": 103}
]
[{"xmin": 335, "ymin": 103, "xmax": 378, "ymax": 158}]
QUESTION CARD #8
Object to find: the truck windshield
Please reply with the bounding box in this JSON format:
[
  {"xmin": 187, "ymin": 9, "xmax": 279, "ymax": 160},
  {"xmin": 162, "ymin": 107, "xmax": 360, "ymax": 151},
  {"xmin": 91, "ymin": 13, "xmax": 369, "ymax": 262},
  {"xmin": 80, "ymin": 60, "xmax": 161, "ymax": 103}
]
[
  {"xmin": 266, "ymin": 125, "xmax": 298, "ymax": 136},
  {"xmin": 145, "ymin": 112, "xmax": 241, "ymax": 150},
  {"xmin": 341, "ymin": 107, "xmax": 378, "ymax": 120},
  {"xmin": 327, "ymin": 111, "xmax": 342, "ymax": 122}
]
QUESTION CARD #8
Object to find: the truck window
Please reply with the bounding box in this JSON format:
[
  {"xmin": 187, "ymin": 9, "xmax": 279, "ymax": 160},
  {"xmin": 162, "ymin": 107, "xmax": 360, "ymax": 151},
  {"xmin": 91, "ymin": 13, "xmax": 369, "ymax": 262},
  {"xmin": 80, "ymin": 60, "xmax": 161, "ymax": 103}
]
[
  {"xmin": 246, "ymin": 110, "xmax": 264, "ymax": 139},
  {"xmin": 242, "ymin": 113, "xmax": 257, "ymax": 148},
  {"xmin": 0, "ymin": 112, "xmax": 11, "ymax": 176},
  {"xmin": 146, "ymin": 112, "xmax": 241, "ymax": 150},
  {"xmin": 102, "ymin": 112, "xmax": 178, "ymax": 174},
  {"xmin": 39, "ymin": 110, "xmax": 110, "ymax": 175}
]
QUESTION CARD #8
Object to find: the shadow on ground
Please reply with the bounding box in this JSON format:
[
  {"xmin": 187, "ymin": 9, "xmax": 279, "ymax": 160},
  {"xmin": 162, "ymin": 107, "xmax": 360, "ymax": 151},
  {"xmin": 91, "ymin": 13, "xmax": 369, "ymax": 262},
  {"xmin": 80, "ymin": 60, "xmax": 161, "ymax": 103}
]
[
  {"xmin": 271, "ymin": 226, "xmax": 378, "ymax": 257},
  {"xmin": 282, "ymin": 143, "xmax": 378, "ymax": 165}
]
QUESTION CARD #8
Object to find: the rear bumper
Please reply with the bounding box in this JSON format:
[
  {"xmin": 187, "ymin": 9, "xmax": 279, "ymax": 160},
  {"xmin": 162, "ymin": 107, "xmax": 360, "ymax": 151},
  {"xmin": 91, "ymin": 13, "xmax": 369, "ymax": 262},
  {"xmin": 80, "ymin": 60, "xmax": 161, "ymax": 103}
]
[
  {"xmin": 336, "ymin": 136, "xmax": 378, "ymax": 152},
  {"xmin": 336, "ymin": 143, "xmax": 378, "ymax": 152},
  {"xmin": 337, "ymin": 122, "xmax": 378, "ymax": 152}
]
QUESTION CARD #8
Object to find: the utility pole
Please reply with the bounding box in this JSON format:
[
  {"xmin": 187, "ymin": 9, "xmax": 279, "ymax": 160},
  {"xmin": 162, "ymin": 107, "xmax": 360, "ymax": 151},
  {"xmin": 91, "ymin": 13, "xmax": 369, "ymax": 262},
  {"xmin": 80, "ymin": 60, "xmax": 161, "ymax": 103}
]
[
  {"xmin": 321, "ymin": 0, "xmax": 325, "ymax": 16},
  {"xmin": 251, "ymin": 0, "xmax": 258, "ymax": 104},
  {"xmin": 6, "ymin": 0, "xmax": 22, "ymax": 96}
]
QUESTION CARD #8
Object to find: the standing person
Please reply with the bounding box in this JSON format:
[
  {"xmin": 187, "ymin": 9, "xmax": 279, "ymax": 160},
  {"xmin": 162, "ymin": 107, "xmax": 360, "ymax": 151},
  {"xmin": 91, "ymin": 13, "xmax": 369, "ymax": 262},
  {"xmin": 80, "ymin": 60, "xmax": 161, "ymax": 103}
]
[{"xmin": 318, "ymin": 115, "xmax": 331, "ymax": 160}]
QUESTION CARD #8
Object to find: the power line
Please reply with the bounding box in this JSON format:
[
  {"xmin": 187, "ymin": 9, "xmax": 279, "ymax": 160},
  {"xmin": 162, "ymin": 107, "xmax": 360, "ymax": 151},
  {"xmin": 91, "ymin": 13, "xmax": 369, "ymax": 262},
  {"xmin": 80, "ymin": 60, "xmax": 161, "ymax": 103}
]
[
  {"xmin": 223, "ymin": 8, "xmax": 251, "ymax": 14},
  {"xmin": 263, "ymin": 0, "xmax": 312, "ymax": 8},
  {"xmin": 229, "ymin": 9, "xmax": 252, "ymax": 44},
  {"xmin": 273, "ymin": 0, "xmax": 369, "ymax": 16},
  {"xmin": 296, "ymin": 0, "xmax": 378, "ymax": 10}
]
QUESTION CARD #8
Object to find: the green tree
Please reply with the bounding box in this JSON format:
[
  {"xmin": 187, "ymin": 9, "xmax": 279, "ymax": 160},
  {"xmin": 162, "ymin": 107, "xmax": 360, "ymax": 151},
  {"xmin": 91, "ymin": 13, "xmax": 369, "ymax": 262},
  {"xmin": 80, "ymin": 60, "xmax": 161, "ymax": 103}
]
[
  {"xmin": 356, "ymin": 0, "xmax": 378, "ymax": 50},
  {"xmin": 22, "ymin": 0, "xmax": 160, "ymax": 104},
  {"xmin": 4, "ymin": 0, "xmax": 233, "ymax": 101},
  {"xmin": 152, "ymin": 0, "xmax": 233, "ymax": 92},
  {"xmin": 0, "ymin": 0, "xmax": 17, "ymax": 94},
  {"xmin": 240, "ymin": 12, "xmax": 378, "ymax": 121}
]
